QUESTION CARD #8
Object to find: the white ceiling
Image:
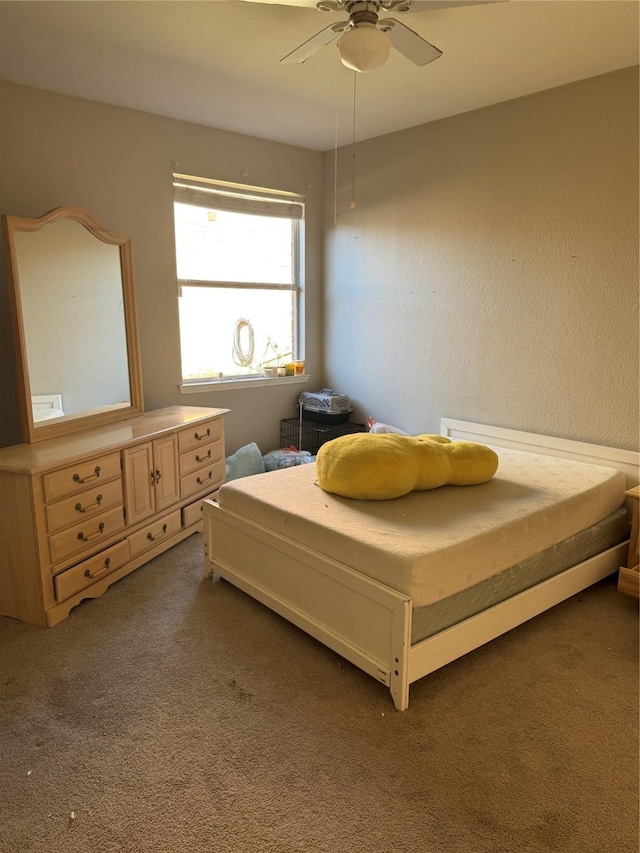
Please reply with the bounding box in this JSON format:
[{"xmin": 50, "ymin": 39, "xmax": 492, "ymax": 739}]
[{"xmin": 0, "ymin": 0, "xmax": 637, "ymax": 151}]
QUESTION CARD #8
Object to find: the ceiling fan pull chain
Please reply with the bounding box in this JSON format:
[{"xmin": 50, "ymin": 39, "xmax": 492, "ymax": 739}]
[
  {"xmin": 350, "ymin": 70, "xmax": 357, "ymax": 210},
  {"xmin": 334, "ymin": 51, "xmax": 340, "ymax": 226}
]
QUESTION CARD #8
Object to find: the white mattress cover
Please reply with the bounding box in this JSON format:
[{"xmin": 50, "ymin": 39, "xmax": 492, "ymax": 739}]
[{"xmin": 216, "ymin": 448, "xmax": 626, "ymax": 607}]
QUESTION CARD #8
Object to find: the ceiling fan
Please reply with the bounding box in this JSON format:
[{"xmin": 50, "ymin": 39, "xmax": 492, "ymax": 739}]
[{"xmin": 238, "ymin": 0, "xmax": 502, "ymax": 73}]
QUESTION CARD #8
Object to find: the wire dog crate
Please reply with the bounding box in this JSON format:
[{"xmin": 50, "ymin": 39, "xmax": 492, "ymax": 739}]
[{"xmin": 280, "ymin": 418, "xmax": 367, "ymax": 455}]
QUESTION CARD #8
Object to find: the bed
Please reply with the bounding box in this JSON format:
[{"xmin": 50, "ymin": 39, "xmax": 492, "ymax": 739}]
[{"xmin": 202, "ymin": 419, "xmax": 639, "ymax": 710}]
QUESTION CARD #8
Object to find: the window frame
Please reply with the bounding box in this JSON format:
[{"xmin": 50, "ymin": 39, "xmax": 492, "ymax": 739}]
[{"xmin": 173, "ymin": 174, "xmax": 305, "ymax": 387}]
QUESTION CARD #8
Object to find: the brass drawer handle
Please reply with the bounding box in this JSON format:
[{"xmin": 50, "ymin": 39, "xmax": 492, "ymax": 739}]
[
  {"xmin": 147, "ymin": 523, "xmax": 168, "ymax": 542},
  {"xmin": 74, "ymin": 495, "xmax": 103, "ymax": 513},
  {"xmin": 196, "ymin": 471, "xmax": 213, "ymax": 485},
  {"xmin": 77, "ymin": 522, "xmax": 105, "ymax": 542},
  {"xmin": 73, "ymin": 466, "xmax": 101, "ymax": 484},
  {"xmin": 195, "ymin": 450, "xmax": 212, "ymax": 463},
  {"xmin": 194, "ymin": 428, "xmax": 211, "ymax": 441},
  {"xmin": 84, "ymin": 557, "xmax": 111, "ymax": 580}
]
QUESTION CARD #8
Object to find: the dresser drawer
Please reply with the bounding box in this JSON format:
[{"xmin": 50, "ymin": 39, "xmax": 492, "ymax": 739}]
[
  {"xmin": 182, "ymin": 493, "xmax": 217, "ymax": 527},
  {"xmin": 178, "ymin": 419, "xmax": 223, "ymax": 454},
  {"xmin": 45, "ymin": 479, "xmax": 124, "ymax": 534},
  {"xmin": 48, "ymin": 506, "xmax": 125, "ymax": 565},
  {"xmin": 43, "ymin": 453, "xmax": 121, "ymax": 503},
  {"xmin": 180, "ymin": 460, "xmax": 225, "ymax": 500},
  {"xmin": 54, "ymin": 540, "xmax": 130, "ymax": 603},
  {"xmin": 128, "ymin": 509, "xmax": 182, "ymax": 558},
  {"xmin": 178, "ymin": 438, "xmax": 223, "ymax": 477}
]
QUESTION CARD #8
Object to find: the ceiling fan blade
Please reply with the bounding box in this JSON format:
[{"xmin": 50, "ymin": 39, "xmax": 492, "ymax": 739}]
[
  {"xmin": 231, "ymin": 0, "xmax": 507, "ymax": 9},
  {"xmin": 379, "ymin": 18, "xmax": 442, "ymax": 65},
  {"xmin": 383, "ymin": 1, "xmax": 507, "ymax": 11},
  {"xmin": 281, "ymin": 21, "xmax": 348, "ymax": 64},
  {"xmin": 236, "ymin": 1, "xmax": 324, "ymax": 7}
]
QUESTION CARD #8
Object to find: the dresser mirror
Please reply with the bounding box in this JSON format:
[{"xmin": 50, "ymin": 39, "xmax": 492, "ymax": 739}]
[{"xmin": 2, "ymin": 206, "xmax": 144, "ymax": 444}]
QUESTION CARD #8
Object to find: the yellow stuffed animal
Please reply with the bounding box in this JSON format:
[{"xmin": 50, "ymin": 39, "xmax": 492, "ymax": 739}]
[{"xmin": 316, "ymin": 433, "xmax": 499, "ymax": 500}]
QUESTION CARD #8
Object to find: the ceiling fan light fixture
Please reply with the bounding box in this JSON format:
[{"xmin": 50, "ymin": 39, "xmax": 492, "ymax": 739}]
[{"xmin": 338, "ymin": 23, "xmax": 391, "ymax": 72}]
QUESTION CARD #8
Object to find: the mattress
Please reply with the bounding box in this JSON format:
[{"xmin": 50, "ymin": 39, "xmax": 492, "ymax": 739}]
[
  {"xmin": 216, "ymin": 447, "xmax": 626, "ymax": 609},
  {"xmin": 411, "ymin": 506, "xmax": 629, "ymax": 643}
]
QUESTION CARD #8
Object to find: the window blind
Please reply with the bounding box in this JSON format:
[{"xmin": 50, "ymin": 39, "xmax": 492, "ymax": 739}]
[{"xmin": 173, "ymin": 176, "xmax": 305, "ymax": 220}]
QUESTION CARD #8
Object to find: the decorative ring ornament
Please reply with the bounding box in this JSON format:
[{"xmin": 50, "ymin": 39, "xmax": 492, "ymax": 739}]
[{"xmin": 232, "ymin": 318, "xmax": 255, "ymax": 367}]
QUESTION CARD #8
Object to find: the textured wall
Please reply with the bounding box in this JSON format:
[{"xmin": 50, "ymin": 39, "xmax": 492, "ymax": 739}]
[
  {"xmin": 2, "ymin": 70, "xmax": 638, "ymax": 453},
  {"xmin": 322, "ymin": 67, "xmax": 639, "ymax": 450},
  {"xmin": 0, "ymin": 82, "xmax": 323, "ymax": 451}
]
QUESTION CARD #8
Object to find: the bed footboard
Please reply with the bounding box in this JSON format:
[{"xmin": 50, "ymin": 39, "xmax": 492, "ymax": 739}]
[{"xmin": 203, "ymin": 499, "xmax": 413, "ymax": 710}]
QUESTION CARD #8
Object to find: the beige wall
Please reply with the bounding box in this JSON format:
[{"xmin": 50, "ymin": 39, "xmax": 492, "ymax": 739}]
[
  {"xmin": 0, "ymin": 82, "xmax": 323, "ymax": 452},
  {"xmin": 2, "ymin": 69, "xmax": 638, "ymax": 455},
  {"xmin": 322, "ymin": 67, "xmax": 639, "ymax": 451}
]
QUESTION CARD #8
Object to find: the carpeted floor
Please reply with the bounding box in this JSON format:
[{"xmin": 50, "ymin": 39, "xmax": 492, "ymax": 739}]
[{"xmin": 1, "ymin": 533, "xmax": 638, "ymax": 853}]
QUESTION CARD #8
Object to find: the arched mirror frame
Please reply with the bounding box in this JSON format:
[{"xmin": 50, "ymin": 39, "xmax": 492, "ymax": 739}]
[{"xmin": 2, "ymin": 206, "xmax": 144, "ymax": 444}]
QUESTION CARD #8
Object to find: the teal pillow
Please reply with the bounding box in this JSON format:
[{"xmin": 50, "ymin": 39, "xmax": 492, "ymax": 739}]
[{"xmin": 225, "ymin": 442, "xmax": 266, "ymax": 482}]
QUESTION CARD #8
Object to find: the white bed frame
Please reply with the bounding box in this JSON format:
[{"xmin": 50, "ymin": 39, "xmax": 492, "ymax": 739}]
[{"xmin": 203, "ymin": 420, "xmax": 639, "ymax": 711}]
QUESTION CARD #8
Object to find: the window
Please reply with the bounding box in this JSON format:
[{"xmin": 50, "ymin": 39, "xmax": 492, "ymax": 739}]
[{"xmin": 173, "ymin": 175, "xmax": 304, "ymax": 383}]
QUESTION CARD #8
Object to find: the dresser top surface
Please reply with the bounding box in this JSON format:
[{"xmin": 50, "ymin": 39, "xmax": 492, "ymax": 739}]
[{"xmin": 0, "ymin": 406, "xmax": 228, "ymax": 474}]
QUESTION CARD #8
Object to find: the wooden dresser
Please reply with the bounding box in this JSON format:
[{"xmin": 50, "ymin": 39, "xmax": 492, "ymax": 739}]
[{"xmin": 0, "ymin": 405, "xmax": 227, "ymax": 627}]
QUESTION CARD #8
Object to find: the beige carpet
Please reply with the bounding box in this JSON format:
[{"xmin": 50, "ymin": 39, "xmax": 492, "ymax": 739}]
[{"xmin": 1, "ymin": 533, "xmax": 638, "ymax": 853}]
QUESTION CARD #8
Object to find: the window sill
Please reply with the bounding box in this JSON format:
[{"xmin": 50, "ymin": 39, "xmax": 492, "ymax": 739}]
[{"xmin": 179, "ymin": 374, "xmax": 311, "ymax": 394}]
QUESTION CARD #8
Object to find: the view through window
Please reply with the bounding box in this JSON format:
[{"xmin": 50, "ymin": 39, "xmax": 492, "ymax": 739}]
[{"xmin": 173, "ymin": 176, "xmax": 304, "ymax": 381}]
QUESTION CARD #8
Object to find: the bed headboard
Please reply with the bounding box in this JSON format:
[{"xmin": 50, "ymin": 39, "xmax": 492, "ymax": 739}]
[
  {"xmin": 441, "ymin": 418, "xmax": 640, "ymax": 490},
  {"xmin": 32, "ymin": 394, "xmax": 64, "ymax": 423}
]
